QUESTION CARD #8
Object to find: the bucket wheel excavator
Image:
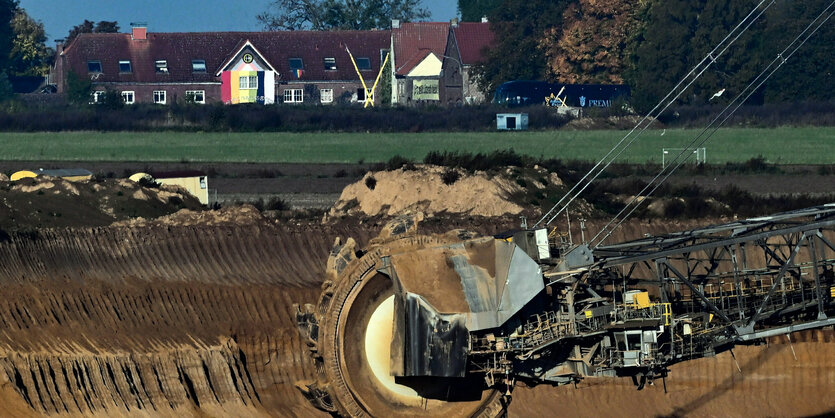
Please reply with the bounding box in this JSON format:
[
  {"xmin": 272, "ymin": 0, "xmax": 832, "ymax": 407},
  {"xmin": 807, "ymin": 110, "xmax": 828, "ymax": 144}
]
[
  {"xmin": 295, "ymin": 206, "xmax": 835, "ymax": 417},
  {"xmin": 292, "ymin": 5, "xmax": 835, "ymax": 413}
]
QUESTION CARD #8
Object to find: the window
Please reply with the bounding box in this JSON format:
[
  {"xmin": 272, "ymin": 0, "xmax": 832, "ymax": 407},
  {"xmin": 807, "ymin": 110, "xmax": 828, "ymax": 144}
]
[
  {"xmin": 192, "ymin": 59, "xmax": 206, "ymax": 73},
  {"xmin": 91, "ymin": 90, "xmax": 105, "ymax": 103},
  {"xmin": 320, "ymin": 89, "xmax": 333, "ymax": 104},
  {"xmin": 357, "ymin": 88, "xmax": 366, "ymax": 102},
  {"xmin": 185, "ymin": 90, "xmax": 205, "ymax": 104},
  {"xmin": 324, "ymin": 57, "xmax": 336, "ymax": 70},
  {"xmin": 87, "ymin": 60, "xmax": 102, "ymax": 73},
  {"xmin": 118, "ymin": 60, "xmax": 132, "ymax": 73},
  {"xmin": 284, "ymin": 88, "xmax": 303, "ymax": 103},
  {"xmin": 289, "ymin": 58, "xmax": 304, "ymax": 70},
  {"xmin": 626, "ymin": 333, "xmax": 642, "ymax": 351},
  {"xmin": 239, "ymin": 75, "xmax": 258, "ymax": 90},
  {"xmin": 356, "ymin": 57, "xmax": 371, "ymax": 70},
  {"xmin": 155, "ymin": 60, "xmax": 168, "ymax": 73},
  {"xmin": 121, "ymin": 91, "xmax": 135, "ymax": 104},
  {"xmin": 153, "ymin": 90, "xmax": 166, "ymax": 104}
]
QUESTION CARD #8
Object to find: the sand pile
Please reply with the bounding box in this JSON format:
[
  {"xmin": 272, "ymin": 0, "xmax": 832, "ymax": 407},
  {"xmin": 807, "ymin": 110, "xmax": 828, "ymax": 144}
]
[
  {"xmin": 328, "ymin": 165, "xmax": 528, "ymax": 218},
  {"xmin": 0, "ymin": 177, "xmax": 204, "ymax": 231},
  {"xmin": 113, "ymin": 204, "xmax": 266, "ymax": 227}
]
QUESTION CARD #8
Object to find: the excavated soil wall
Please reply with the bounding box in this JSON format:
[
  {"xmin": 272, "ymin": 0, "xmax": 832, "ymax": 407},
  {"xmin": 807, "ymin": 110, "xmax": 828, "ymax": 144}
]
[
  {"xmin": 0, "ymin": 217, "xmax": 832, "ymax": 417},
  {"xmin": 0, "ymin": 223, "xmax": 379, "ymax": 418}
]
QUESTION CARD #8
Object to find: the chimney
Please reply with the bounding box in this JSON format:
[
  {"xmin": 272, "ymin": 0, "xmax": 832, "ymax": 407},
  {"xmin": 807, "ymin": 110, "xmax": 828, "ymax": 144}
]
[
  {"xmin": 450, "ymin": 18, "xmax": 459, "ymax": 27},
  {"xmin": 391, "ymin": 19, "xmax": 400, "ymax": 29},
  {"xmin": 131, "ymin": 22, "xmax": 147, "ymax": 40},
  {"xmin": 481, "ymin": 16, "xmax": 489, "ymax": 23}
]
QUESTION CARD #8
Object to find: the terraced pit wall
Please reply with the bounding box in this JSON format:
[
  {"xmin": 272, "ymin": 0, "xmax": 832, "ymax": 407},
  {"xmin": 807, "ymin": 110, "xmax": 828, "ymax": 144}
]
[{"xmin": 0, "ymin": 218, "xmax": 832, "ymax": 417}]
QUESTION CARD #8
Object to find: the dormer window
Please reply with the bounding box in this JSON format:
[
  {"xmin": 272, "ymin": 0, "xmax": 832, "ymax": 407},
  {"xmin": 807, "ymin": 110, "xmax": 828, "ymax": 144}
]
[
  {"xmin": 324, "ymin": 57, "xmax": 336, "ymax": 70},
  {"xmin": 356, "ymin": 58, "xmax": 371, "ymax": 70},
  {"xmin": 155, "ymin": 60, "xmax": 168, "ymax": 73},
  {"xmin": 289, "ymin": 58, "xmax": 304, "ymax": 71},
  {"xmin": 192, "ymin": 59, "xmax": 206, "ymax": 73},
  {"xmin": 87, "ymin": 60, "xmax": 102, "ymax": 73},
  {"xmin": 119, "ymin": 60, "xmax": 132, "ymax": 73}
]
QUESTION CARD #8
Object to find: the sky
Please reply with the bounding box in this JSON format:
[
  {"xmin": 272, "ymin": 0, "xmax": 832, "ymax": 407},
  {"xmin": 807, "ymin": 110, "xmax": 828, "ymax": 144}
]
[{"xmin": 19, "ymin": 0, "xmax": 460, "ymax": 42}]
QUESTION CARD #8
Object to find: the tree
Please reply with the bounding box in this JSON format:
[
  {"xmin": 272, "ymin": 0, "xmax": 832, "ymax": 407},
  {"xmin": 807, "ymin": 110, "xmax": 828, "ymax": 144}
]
[
  {"xmin": 470, "ymin": 0, "xmax": 573, "ymax": 97},
  {"xmin": 622, "ymin": 0, "xmax": 703, "ymax": 112},
  {"xmin": 257, "ymin": 0, "xmax": 429, "ymax": 31},
  {"xmin": 757, "ymin": 0, "xmax": 835, "ymax": 102},
  {"xmin": 65, "ymin": 19, "xmax": 119, "ymax": 45},
  {"xmin": 94, "ymin": 21, "xmax": 119, "ymax": 33},
  {"xmin": 66, "ymin": 70, "xmax": 92, "ymax": 104},
  {"xmin": 623, "ymin": 0, "xmax": 790, "ymax": 111},
  {"xmin": 0, "ymin": 71, "xmax": 13, "ymax": 101},
  {"xmin": 0, "ymin": 0, "xmax": 18, "ymax": 72},
  {"xmin": 10, "ymin": 9, "xmax": 53, "ymax": 76},
  {"xmin": 540, "ymin": 0, "xmax": 641, "ymax": 84},
  {"xmin": 458, "ymin": 0, "xmax": 502, "ymax": 22}
]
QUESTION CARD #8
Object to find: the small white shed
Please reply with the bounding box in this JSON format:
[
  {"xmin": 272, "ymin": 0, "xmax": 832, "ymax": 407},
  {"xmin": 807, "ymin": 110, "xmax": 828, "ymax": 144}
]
[{"xmin": 496, "ymin": 113, "xmax": 529, "ymax": 130}]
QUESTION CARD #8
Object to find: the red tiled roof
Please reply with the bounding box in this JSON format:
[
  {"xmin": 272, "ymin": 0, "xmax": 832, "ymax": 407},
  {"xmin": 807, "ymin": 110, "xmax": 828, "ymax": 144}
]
[
  {"xmin": 392, "ymin": 22, "xmax": 449, "ymax": 76},
  {"xmin": 62, "ymin": 30, "xmax": 391, "ymax": 83},
  {"xmin": 452, "ymin": 22, "xmax": 494, "ymax": 66}
]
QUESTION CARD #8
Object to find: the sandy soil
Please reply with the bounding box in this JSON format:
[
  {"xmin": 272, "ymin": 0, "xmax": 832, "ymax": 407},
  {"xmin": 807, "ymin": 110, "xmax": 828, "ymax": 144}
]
[
  {"xmin": 0, "ymin": 212, "xmax": 831, "ymax": 417},
  {"xmin": 0, "ymin": 164, "xmax": 832, "ymax": 417}
]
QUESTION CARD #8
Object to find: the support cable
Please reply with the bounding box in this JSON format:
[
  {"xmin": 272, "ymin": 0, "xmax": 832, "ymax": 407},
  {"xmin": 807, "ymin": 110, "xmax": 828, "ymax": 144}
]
[
  {"xmin": 590, "ymin": 1, "xmax": 835, "ymax": 247},
  {"xmin": 533, "ymin": 0, "xmax": 775, "ymax": 229}
]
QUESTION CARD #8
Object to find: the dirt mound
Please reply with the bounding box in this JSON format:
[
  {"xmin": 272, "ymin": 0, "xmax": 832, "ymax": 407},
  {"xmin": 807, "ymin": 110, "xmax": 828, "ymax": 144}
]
[
  {"xmin": 328, "ymin": 165, "xmax": 535, "ymax": 219},
  {"xmin": 112, "ymin": 204, "xmax": 266, "ymax": 227},
  {"xmin": 0, "ymin": 176, "xmax": 203, "ymax": 231}
]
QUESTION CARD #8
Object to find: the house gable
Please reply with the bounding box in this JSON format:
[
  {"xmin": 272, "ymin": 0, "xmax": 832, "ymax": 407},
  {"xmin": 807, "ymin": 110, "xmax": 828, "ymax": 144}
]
[
  {"xmin": 407, "ymin": 52, "xmax": 442, "ymax": 77},
  {"xmin": 216, "ymin": 40, "xmax": 276, "ymax": 76}
]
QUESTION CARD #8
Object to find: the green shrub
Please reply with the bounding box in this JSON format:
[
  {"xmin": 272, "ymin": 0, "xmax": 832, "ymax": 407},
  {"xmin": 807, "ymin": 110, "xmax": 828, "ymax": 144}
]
[{"xmin": 441, "ymin": 168, "xmax": 460, "ymax": 185}]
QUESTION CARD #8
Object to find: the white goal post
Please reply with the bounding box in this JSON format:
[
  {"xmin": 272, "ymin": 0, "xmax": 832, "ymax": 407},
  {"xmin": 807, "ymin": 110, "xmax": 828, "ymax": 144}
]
[{"xmin": 662, "ymin": 147, "xmax": 706, "ymax": 168}]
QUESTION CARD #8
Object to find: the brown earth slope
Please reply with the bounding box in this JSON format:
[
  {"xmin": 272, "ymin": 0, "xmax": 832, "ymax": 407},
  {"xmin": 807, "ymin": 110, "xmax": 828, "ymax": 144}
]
[
  {"xmin": 0, "ymin": 163, "xmax": 833, "ymax": 417},
  {"xmin": 0, "ymin": 215, "xmax": 832, "ymax": 417}
]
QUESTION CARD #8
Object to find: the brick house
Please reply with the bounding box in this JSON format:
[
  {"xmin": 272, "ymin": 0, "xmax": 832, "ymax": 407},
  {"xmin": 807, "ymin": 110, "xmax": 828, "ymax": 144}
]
[
  {"xmin": 52, "ymin": 25, "xmax": 390, "ymax": 105},
  {"xmin": 444, "ymin": 20, "xmax": 494, "ymax": 105},
  {"xmin": 390, "ymin": 21, "xmax": 449, "ymax": 105},
  {"xmin": 390, "ymin": 19, "xmax": 494, "ymax": 105}
]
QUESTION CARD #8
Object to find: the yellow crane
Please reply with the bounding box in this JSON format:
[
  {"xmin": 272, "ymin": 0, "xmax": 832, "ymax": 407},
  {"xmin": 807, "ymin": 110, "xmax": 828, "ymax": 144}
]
[{"xmin": 345, "ymin": 45, "xmax": 390, "ymax": 108}]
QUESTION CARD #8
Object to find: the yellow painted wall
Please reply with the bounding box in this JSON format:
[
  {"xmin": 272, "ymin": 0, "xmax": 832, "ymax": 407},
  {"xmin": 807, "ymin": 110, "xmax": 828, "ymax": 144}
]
[
  {"xmin": 407, "ymin": 53, "xmax": 442, "ymax": 77},
  {"xmin": 157, "ymin": 176, "xmax": 209, "ymax": 205}
]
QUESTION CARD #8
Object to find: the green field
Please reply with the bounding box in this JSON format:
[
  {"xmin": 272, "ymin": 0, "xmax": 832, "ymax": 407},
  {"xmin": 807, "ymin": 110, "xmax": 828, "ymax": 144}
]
[{"xmin": 1, "ymin": 127, "xmax": 833, "ymax": 164}]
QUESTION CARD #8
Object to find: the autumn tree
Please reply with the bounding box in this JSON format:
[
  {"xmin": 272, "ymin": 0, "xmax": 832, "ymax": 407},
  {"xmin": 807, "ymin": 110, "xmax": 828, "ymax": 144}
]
[
  {"xmin": 10, "ymin": 9, "xmax": 53, "ymax": 76},
  {"xmin": 458, "ymin": 0, "xmax": 502, "ymax": 22},
  {"xmin": 540, "ymin": 0, "xmax": 641, "ymax": 84},
  {"xmin": 258, "ymin": 0, "xmax": 429, "ymax": 31},
  {"xmin": 471, "ymin": 0, "xmax": 573, "ymax": 97}
]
